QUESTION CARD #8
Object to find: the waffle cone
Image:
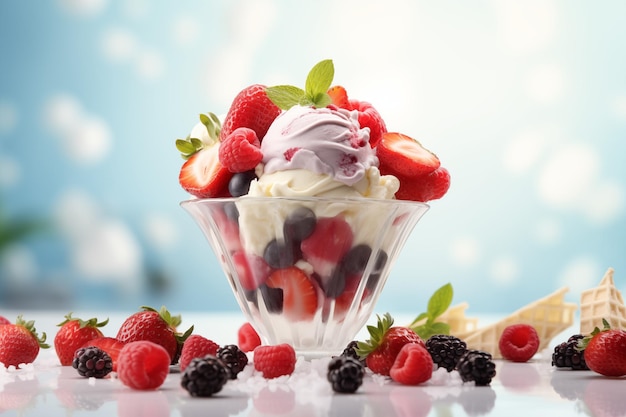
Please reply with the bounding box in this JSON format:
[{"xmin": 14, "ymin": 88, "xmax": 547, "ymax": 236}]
[{"xmin": 580, "ymin": 267, "xmax": 626, "ymax": 335}]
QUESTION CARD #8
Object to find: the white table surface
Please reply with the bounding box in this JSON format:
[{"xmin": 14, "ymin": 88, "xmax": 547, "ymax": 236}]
[{"xmin": 1, "ymin": 310, "xmax": 625, "ymax": 417}]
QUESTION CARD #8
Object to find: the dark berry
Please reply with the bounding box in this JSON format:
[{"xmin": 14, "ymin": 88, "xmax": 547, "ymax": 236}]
[
  {"xmin": 72, "ymin": 347, "xmax": 113, "ymax": 378},
  {"xmin": 341, "ymin": 244, "xmax": 372, "ymax": 274},
  {"xmin": 259, "ymin": 285, "xmax": 284, "ymax": 313},
  {"xmin": 283, "ymin": 207, "xmax": 316, "ymax": 242},
  {"xmin": 223, "ymin": 201, "xmax": 239, "ymax": 221},
  {"xmin": 228, "ymin": 170, "xmax": 257, "ymax": 197},
  {"xmin": 217, "ymin": 344, "xmax": 248, "ymax": 379},
  {"xmin": 263, "ymin": 238, "xmax": 298, "ymax": 268},
  {"xmin": 456, "ymin": 350, "xmax": 496, "ymax": 386},
  {"xmin": 323, "ymin": 268, "xmax": 346, "ymax": 298},
  {"xmin": 552, "ymin": 334, "xmax": 589, "ymax": 370},
  {"xmin": 426, "ymin": 335, "xmax": 468, "ymax": 372},
  {"xmin": 327, "ymin": 356, "xmax": 364, "ymax": 393},
  {"xmin": 181, "ymin": 355, "xmax": 229, "ymax": 397},
  {"xmin": 340, "ymin": 341, "xmax": 366, "ymax": 367}
]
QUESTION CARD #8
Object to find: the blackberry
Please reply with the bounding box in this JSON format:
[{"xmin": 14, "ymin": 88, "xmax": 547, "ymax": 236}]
[
  {"xmin": 340, "ymin": 340, "xmax": 366, "ymax": 367},
  {"xmin": 456, "ymin": 350, "xmax": 496, "ymax": 386},
  {"xmin": 72, "ymin": 346, "xmax": 113, "ymax": 378},
  {"xmin": 217, "ymin": 344, "xmax": 248, "ymax": 379},
  {"xmin": 327, "ymin": 356, "xmax": 364, "ymax": 393},
  {"xmin": 426, "ymin": 334, "xmax": 467, "ymax": 372},
  {"xmin": 552, "ymin": 334, "xmax": 589, "ymax": 370},
  {"xmin": 181, "ymin": 355, "xmax": 229, "ymax": 397}
]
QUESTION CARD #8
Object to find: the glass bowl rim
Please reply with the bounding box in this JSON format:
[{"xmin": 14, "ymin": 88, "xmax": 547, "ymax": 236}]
[{"xmin": 180, "ymin": 196, "xmax": 430, "ymax": 209}]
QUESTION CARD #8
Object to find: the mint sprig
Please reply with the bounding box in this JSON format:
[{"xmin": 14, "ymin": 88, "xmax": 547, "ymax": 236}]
[
  {"xmin": 408, "ymin": 283, "xmax": 453, "ymax": 340},
  {"xmin": 266, "ymin": 59, "xmax": 334, "ymax": 110}
]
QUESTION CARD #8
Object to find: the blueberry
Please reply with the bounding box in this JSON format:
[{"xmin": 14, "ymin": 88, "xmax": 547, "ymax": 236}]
[
  {"xmin": 324, "ymin": 268, "xmax": 347, "ymax": 298},
  {"xmin": 342, "ymin": 244, "xmax": 372, "ymax": 274},
  {"xmin": 223, "ymin": 202, "xmax": 239, "ymax": 222},
  {"xmin": 259, "ymin": 285, "xmax": 283, "ymax": 313},
  {"xmin": 263, "ymin": 239, "xmax": 298, "ymax": 269},
  {"xmin": 228, "ymin": 170, "xmax": 257, "ymax": 197},
  {"xmin": 283, "ymin": 207, "xmax": 316, "ymax": 242}
]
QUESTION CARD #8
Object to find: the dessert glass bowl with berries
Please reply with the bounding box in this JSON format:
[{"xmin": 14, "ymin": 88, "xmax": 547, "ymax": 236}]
[{"xmin": 182, "ymin": 196, "xmax": 429, "ymax": 358}]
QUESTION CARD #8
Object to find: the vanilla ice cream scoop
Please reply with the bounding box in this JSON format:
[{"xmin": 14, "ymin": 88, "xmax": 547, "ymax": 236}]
[{"xmin": 260, "ymin": 105, "xmax": 377, "ymax": 186}]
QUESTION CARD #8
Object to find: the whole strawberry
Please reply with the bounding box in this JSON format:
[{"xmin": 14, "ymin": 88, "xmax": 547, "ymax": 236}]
[
  {"xmin": 116, "ymin": 306, "xmax": 193, "ymax": 365},
  {"xmin": 0, "ymin": 316, "xmax": 49, "ymax": 368},
  {"xmin": 580, "ymin": 319, "xmax": 626, "ymax": 377},
  {"xmin": 356, "ymin": 313, "xmax": 425, "ymax": 376},
  {"xmin": 220, "ymin": 84, "xmax": 282, "ymax": 142},
  {"xmin": 54, "ymin": 313, "xmax": 109, "ymax": 366}
]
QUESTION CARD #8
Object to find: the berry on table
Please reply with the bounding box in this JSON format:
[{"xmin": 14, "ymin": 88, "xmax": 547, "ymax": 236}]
[
  {"xmin": 179, "ymin": 334, "xmax": 220, "ymax": 372},
  {"xmin": 327, "ymin": 356, "xmax": 365, "ymax": 393},
  {"xmin": 82, "ymin": 336, "xmax": 125, "ymax": 372},
  {"xmin": 456, "ymin": 350, "xmax": 497, "ymax": 386},
  {"xmin": 72, "ymin": 346, "xmax": 113, "ymax": 378},
  {"xmin": 217, "ymin": 344, "xmax": 249, "ymax": 379},
  {"xmin": 54, "ymin": 313, "xmax": 109, "ymax": 366},
  {"xmin": 253, "ymin": 343, "xmax": 296, "ymax": 379},
  {"xmin": 551, "ymin": 334, "xmax": 588, "ymax": 370},
  {"xmin": 181, "ymin": 355, "xmax": 229, "ymax": 397},
  {"xmin": 238, "ymin": 322, "xmax": 262, "ymax": 352},
  {"xmin": 578, "ymin": 319, "xmax": 626, "ymax": 377},
  {"xmin": 498, "ymin": 323, "xmax": 540, "ymax": 362},
  {"xmin": 0, "ymin": 315, "xmax": 49, "ymax": 368},
  {"xmin": 117, "ymin": 341, "xmax": 171, "ymax": 390},
  {"xmin": 0, "ymin": 316, "xmax": 10, "ymax": 325},
  {"xmin": 340, "ymin": 340, "xmax": 366, "ymax": 367},
  {"xmin": 425, "ymin": 334, "xmax": 467, "ymax": 372},
  {"xmin": 389, "ymin": 343, "xmax": 433, "ymax": 386}
]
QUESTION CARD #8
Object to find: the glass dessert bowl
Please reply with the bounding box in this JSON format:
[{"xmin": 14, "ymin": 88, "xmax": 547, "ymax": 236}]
[{"xmin": 182, "ymin": 196, "xmax": 429, "ymax": 358}]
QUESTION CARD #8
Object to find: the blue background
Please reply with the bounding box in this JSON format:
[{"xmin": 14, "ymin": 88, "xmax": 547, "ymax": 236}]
[{"xmin": 0, "ymin": 0, "xmax": 624, "ymax": 316}]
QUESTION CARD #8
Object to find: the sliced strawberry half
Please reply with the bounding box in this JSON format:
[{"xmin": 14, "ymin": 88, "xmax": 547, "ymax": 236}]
[
  {"xmin": 233, "ymin": 251, "xmax": 271, "ymax": 291},
  {"xmin": 391, "ymin": 166, "xmax": 451, "ymax": 202},
  {"xmin": 377, "ymin": 132, "xmax": 440, "ymax": 177},
  {"xmin": 179, "ymin": 143, "xmax": 233, "ymax": 198},
  {"xmin": 265, "ymin": 267, "xmax": 318, "ymax": 321}
]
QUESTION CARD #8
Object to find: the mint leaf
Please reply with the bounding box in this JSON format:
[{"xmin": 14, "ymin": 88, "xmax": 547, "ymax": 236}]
[
  {"xmin": 266, "ymin": 85, "xmax": 306, "ymax": 110},
  {"xmin": 305, "ymin": 59, "xmax": 334, "ymax": 100},
  {"xmin": 427, "ymin": 283, "xmax": 453, "ymax": 320}
]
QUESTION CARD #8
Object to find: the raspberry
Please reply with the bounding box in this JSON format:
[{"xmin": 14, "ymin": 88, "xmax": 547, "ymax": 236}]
[
  {"xmin": 217, "ymin": 344, "xmax": 248, "ymax": 379},
  {"xmin": 327, "ymin": 356, "xmax": 364, "ymax": 393},
  {"xmin": 218, "ymin": 127, "xmax": 263, "ymax": 173},
  {"xmin": 117, "ymin": 341, "xmax": 171, "ymax": 390},
  {"xmin": 498, "ymin": 324, "xmax": 540, "ymax": 362},
  {"xmin": 238, "ymin": 322, "xmax": 261, "ymax": 352},
  {"xmin": 72, "ymin": 346, "xmax": 113, "ymax": 378},
  {"xmin": 181, "ymin": 355, "xmax": 229, "ymax": 397},
  {"xmin": 457, "ymin": 350, "xmax": 496, "ymax": 386},
  {"xmin": 425, "ymin": 334, "xmax": 467, "ymax": 372},
  {"xmin": 179, "ymin": 334, "xmax": 220, "ymax": 372},
  {"xmin": 253, "ymin": 344, "xmax": 296, "ymax": 379},
  {"xmin": 552, "ymin": 334, "xmax": 588, "ymax": 370},
  {"xmin": 389, "ymin": 343, "xmax": 433, "ymax": 385}
]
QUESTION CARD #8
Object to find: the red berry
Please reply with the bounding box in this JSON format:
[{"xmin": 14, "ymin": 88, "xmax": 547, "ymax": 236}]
[
  {"xmin": 219, "ymin": 127, "xmax": 263, "ymax": 173},
  {"xmin": 357, "ymin": 313, "xmax": 424, "ymax": 376},
  {"xmin": 583, "ymin": 323, "xmax": 626, "ymax": 377},
  {"xmin": 220, "ymin": 84, "xmax": 282, "ymax": 142},
  {"xmin": 253, "ymin": 344, "xmax": 296, "ymax": 379},
  {"xmin": 389, "ymin": 343, "xmax": 433, "ymax": 385},
  {"xmin": 377, "ymin": 132, "xmax": 440, "ymax": 177},
  {"xmin": 179, "ymin": 143, "xmax": 233, "ymax": 198},
  {"xmin": 54, "ymin": 313, "xmax": 108, "ymax": 366},
  {"xmin": 349, "ymin": 99, "xmax": 387, "ymax": 148},
  {"xmin": 327, "ymin": 85, "xmax": 350, "ymax": 109},
  {"xmin": 391, "ymin": 166, "xmax": 451, "ymax": 202},
  {"xmin": 179, "ymin": 334, "xmax": 220, "ymax": 372},
  {"xmin": 498, "ymin": 324, "xmax": 540, "ymax": 362},
  {"xmin": 116, "ymin": 306, "xmax": 193, "ymax": 364},
  {"xmin": 301, "ymin": 216, "xmax": 353, "ymax": 282},
  {"xmin": 0, "ymin": 316, "xmax": 49, "ymax": 368},
  {"xmin": 238, "ymin": 322, "xmax": 262, "ymax": 353},
  {"xmin": 82, "ymin": 336, "xmax": 125, "ymax": 372},
  {"xmin": 0, "ymin": 316, "xmax": 10, "ymax": 326},
  {"xmin": 117, "ymin": 341, "xmax": 171, "ymax": 390},
  {"xmin": 232, "ymin": 251, "xmax": 271, "ymax": 291},
  {"xmin": 266, "ymin": 267, "xmax": 319, "ymax": 321}
]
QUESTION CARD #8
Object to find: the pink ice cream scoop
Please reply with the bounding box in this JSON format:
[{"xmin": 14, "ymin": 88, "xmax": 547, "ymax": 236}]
[{"xmin": 260, "ymin": 105, "xmax": 377, "ymax": 186}]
